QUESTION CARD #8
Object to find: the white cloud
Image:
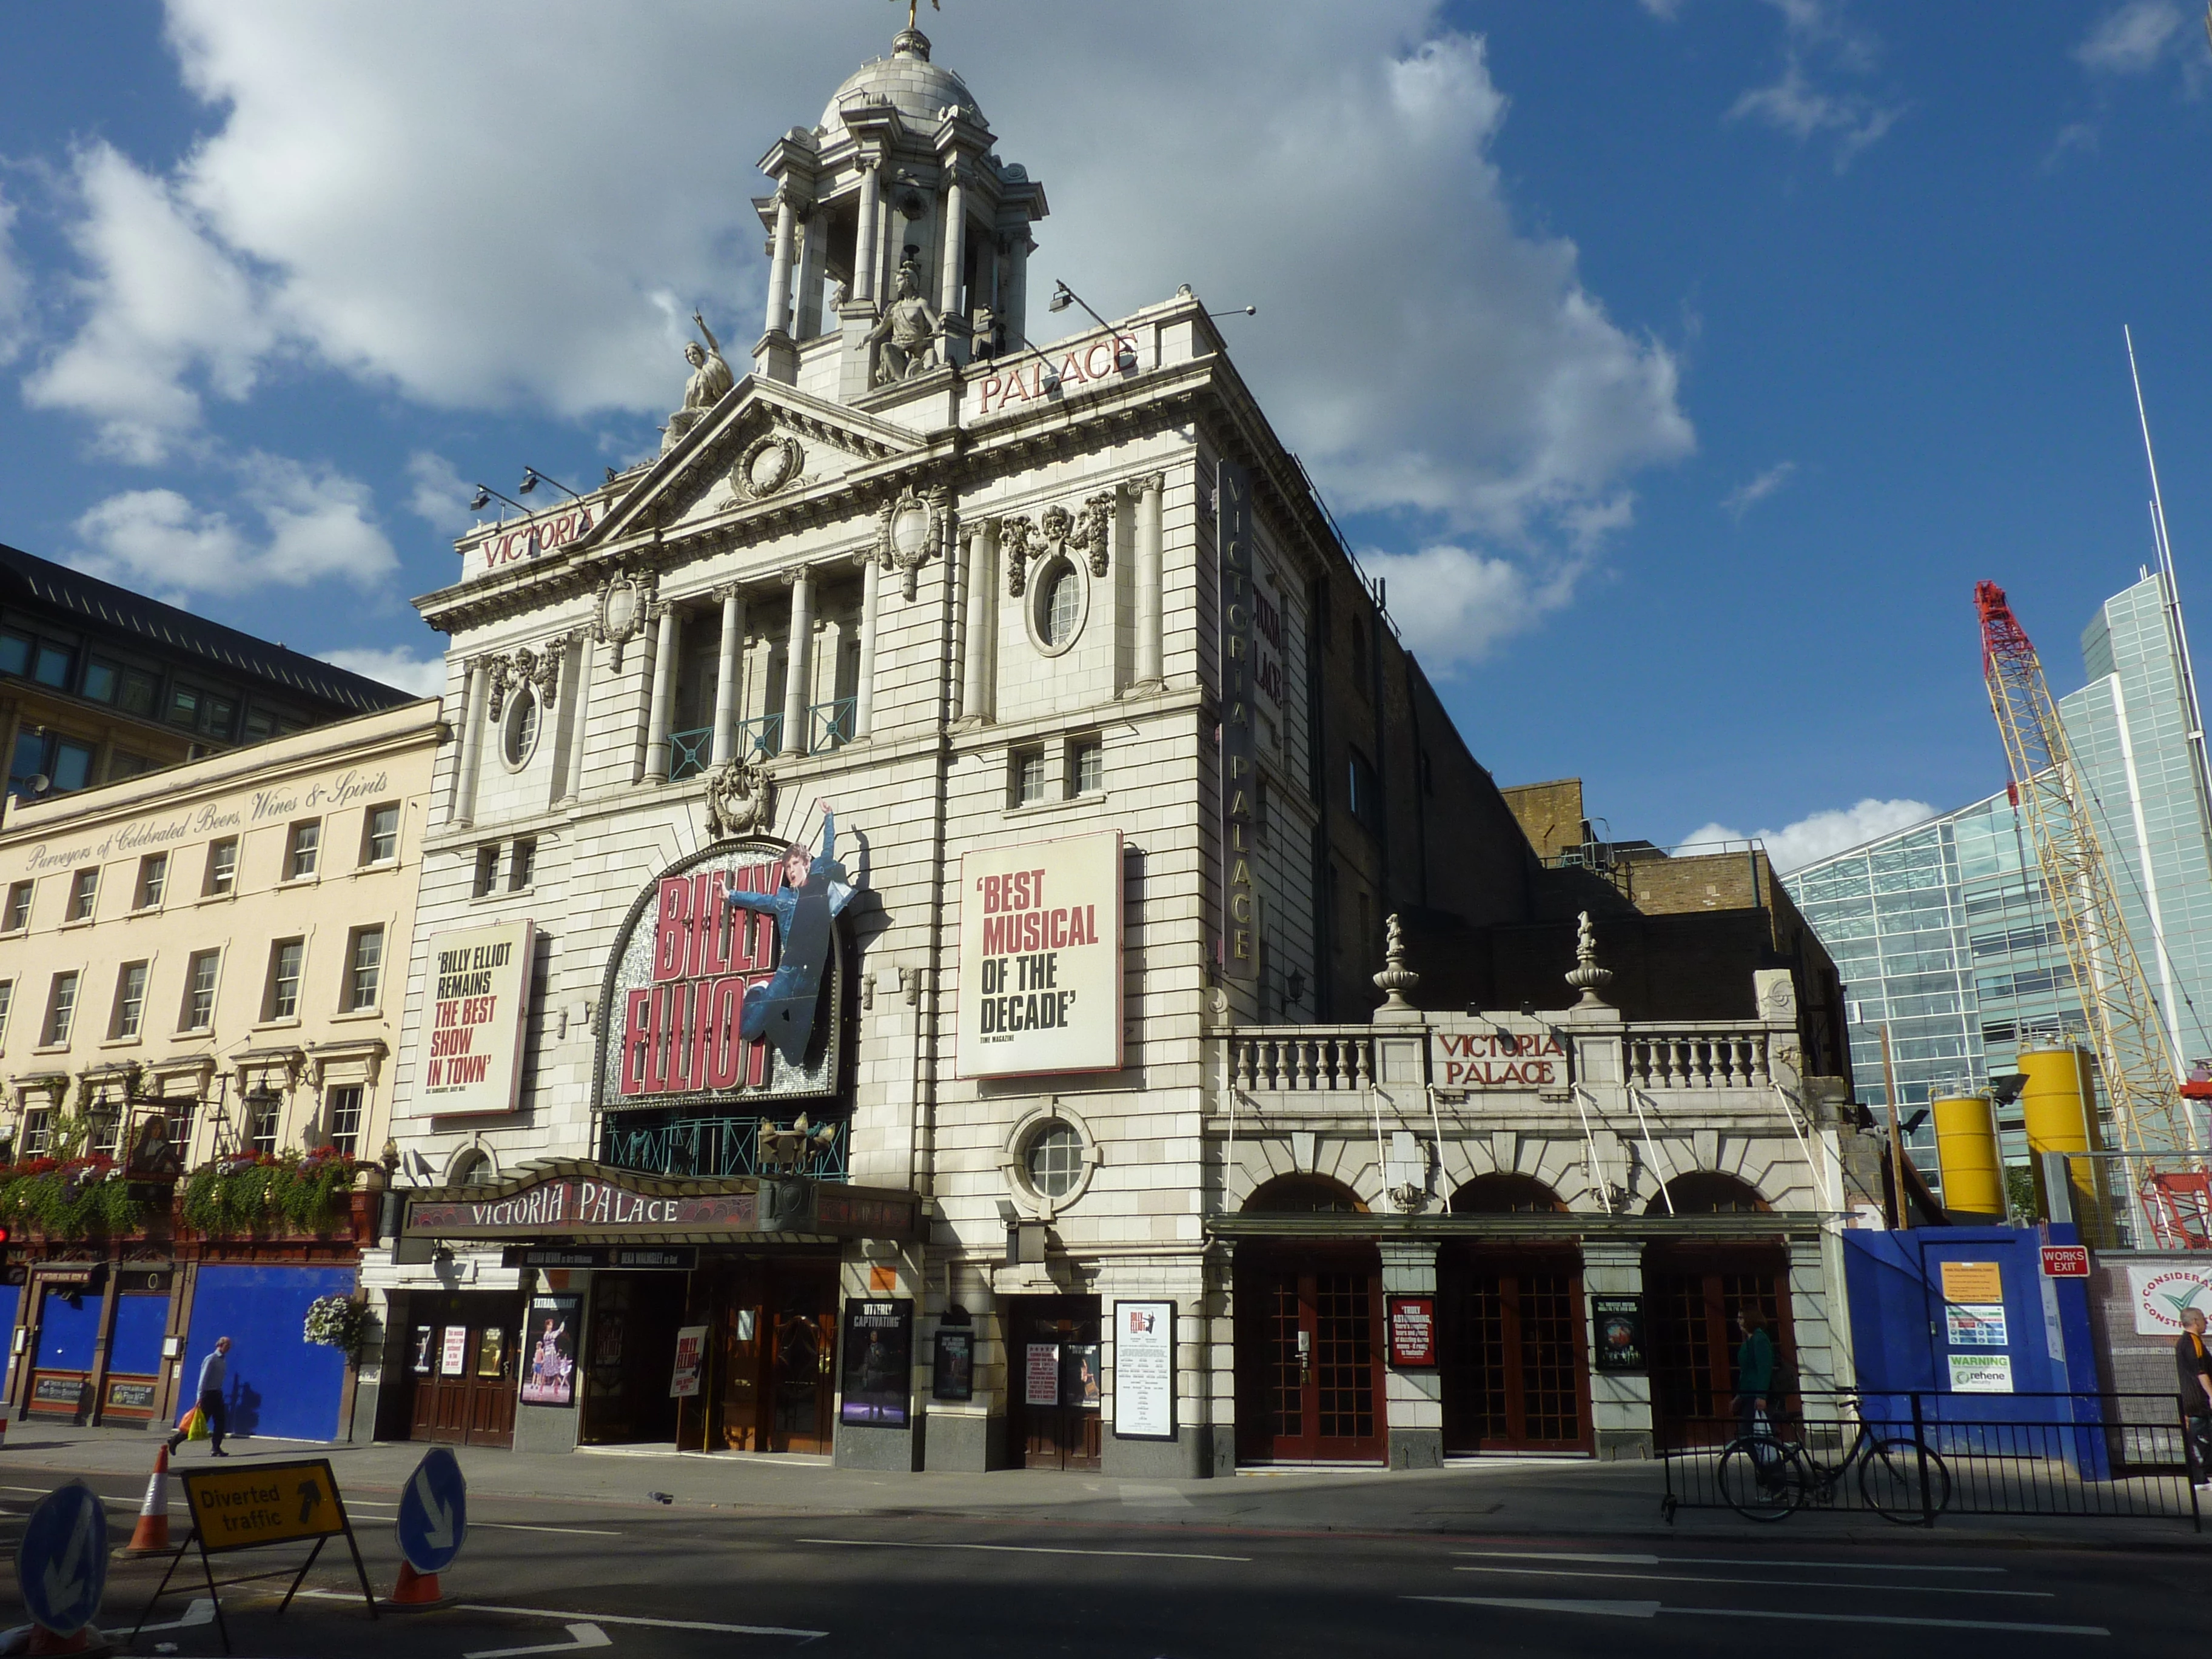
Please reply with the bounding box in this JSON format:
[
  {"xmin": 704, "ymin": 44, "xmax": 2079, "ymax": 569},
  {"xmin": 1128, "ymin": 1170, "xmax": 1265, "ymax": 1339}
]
[
  {"xmin": 405, "ymin": 449, "xmax": 477, "ymax": 532},
  {"xmin": 1364, "ymin": 543, "xmax": 1583, "ymax": 672},
  {"xmin": 1684, "ymin": 796, "xmax": 1937, "ymax": 874},
  {"xmin": 2076, "ymin": 1, "xmax": 2185, "ymax": 74},
  {"xmin": 71, "ymin": 451, "xmax": 397, "ymax": 599},
  {"xmin": 1722, "ymin": 459, "xmax": 1797, "ymax": 520},
  {"xmin": 317, "ymin": 646, "xmax": 446, "ymax": 697},
  {"xmin": 18, "ymin": 1, "xmax": 1688, "ymax": 608},
  {"xmin": 1728, "ymin": 0, "xmax": 1904, "ymax": 170},
  {"xmin": 0, "ymin": 188, "xmax": 29, "ymax": 367}
]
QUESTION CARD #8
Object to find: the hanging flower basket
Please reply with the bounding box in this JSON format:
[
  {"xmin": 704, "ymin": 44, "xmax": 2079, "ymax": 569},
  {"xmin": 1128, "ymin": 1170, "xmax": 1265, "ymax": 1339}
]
[{"xmin": 303, "ymin": 1294, "xmax": 367, "ymax": 1354}]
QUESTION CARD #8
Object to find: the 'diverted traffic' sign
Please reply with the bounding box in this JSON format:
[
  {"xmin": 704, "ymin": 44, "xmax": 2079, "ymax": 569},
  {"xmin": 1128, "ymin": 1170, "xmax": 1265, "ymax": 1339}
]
[{"xmin": 130, "ymin": 1457, "xmax": 377, "ymax": 1654}]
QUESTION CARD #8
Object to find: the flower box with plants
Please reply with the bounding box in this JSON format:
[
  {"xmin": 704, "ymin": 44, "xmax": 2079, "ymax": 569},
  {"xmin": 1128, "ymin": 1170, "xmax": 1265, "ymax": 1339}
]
[
  {"xmin": 180, "ymin": 1146, "xmax": 358, "ymax": 1238},
  {"xmin": 0, "ymin": 1154, "xmax": 145, "ymax": 1239}
]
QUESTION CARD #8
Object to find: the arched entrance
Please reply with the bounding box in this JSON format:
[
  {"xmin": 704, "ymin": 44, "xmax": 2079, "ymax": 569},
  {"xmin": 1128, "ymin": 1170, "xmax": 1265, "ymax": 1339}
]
[
  {"xmin": 1439, "ymin": 1175, "xmax": 1592, "ymax": 1454},
  {"xmin": 1641, "ymin": 1171, "xmax": 1792, "ymax": 1450},
  {"xmin": 1233, "ymin": 1175, "xmax": 1385, "ymax": 1464}
]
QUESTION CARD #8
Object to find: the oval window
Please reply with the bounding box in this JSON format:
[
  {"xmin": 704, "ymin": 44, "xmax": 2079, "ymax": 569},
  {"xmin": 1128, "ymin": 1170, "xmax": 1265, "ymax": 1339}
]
[{"xmin": 501, "ymin": 690, "xmax": 539, "ymax": 770}]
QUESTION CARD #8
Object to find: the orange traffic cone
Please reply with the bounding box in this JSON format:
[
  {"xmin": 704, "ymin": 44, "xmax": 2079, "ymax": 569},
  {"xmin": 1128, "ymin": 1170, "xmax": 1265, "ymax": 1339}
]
[
  {"xmin": 124, "ymin": 1443, "xmax": 171, "ymax": 1553},
  {"xmin": 389, "ymin": 1561, "xmax": 443, "ymax": 1607}
]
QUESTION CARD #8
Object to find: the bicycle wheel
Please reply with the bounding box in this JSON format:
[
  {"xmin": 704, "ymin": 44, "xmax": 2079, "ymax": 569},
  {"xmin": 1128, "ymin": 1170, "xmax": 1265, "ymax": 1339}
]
[
  {"xmin": 1716, "ymin": 1439, "xmax": 1808, "ymax": 1521},
  {"xmin": 1858, "ymin": 1437, "xmax": 1952, "ymax": 1524}
]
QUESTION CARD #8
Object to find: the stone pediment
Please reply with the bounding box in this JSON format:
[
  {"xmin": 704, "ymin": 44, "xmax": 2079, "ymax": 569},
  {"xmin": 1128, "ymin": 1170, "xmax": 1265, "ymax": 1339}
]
[{"xmin": 589, "ymin": 377, "xmax": 921, "ymax": 546}]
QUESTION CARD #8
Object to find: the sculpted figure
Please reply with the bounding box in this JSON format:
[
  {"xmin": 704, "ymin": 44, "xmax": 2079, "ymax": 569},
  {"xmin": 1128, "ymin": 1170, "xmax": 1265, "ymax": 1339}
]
[
  {"xmin": 868, "ymin": 255, "xmax": 941, "ymax": 386},
  {"xmin": 662, "ymin": 313, "xmax": 734, "ymax": 452}
]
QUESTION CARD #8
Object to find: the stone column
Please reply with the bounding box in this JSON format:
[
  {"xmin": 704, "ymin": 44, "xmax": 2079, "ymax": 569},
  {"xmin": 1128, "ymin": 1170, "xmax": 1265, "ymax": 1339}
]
[
  {"xmin": 1788, "ymin": 1235, "xmax": 1844, "ymax": 1396},
  {"xmin": 794, "ymin": 210, "xmax": 828, "ymax": 340},
  {"xmin": 561, "ymin": 632, "xmax": 594, "ymax": 803},
  {"xmin": 710, "ymin": 586, "xmax": 745, "ymax": 767},
  {"xmin": 450, "ymin": 658, "xmax": 488, "ymax": 826},
  {"xmin": 1583, "ymin": 1241, "xmax": 1652, "ymax": 1460},
  {"xmin": 939, "ymin": 167, "xmax": 967, "ymax": 321},
  {"xmin": 1001, "ymin": 230, "xmax": 1031, "ymax": 358},
  {"xmin": 854, "ymin": 557, "xmax": 882, "ymax": 741},
  {"xmin": 765, "ymin": 195, "xmax": 798, "ymax": 338},
  {"xmin": 781, "ymin": 568, "xmax": 814, "ymax": 758},
  {"xmin": 644, "ymin": 603, "xmax": 679, "ymax": 783},
  {"xmin": 961, "ymin": 521, "xmax": 996, "ymax": 723},
  {"xmin": 1131, "ymin": 472, "xmax": 1165, "ymax": 688},
  {"xmin": 856, "ymin": 164, "xmax": 882, "ymax": 304},
  {"xmin": 1380, "ymin": 1242, "xmax": 1442, "ymax": 1470}
]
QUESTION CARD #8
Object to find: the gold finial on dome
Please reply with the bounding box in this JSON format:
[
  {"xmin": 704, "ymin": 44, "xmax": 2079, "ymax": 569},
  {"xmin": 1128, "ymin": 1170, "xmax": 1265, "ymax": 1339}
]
[{"xmin": 893, "ymin": 0, "xmax": 939, "ymax": 35}]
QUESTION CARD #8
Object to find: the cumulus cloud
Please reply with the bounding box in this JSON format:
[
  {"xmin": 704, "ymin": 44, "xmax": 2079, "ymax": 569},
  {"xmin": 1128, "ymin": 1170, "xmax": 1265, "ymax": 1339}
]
[
  {"xmin": 1728, "ymin": 0, "xmax": 1904, "ymax": 170},
  {"xmin": 1722, "ymin": 459, "xmax": 1797, "ymax": 520},
  {"xmin": 1364, "ymin": 543, "xmax": 1583, "ymax": 673},
  {"xmin": 317, "ymin": 646, "xmax": 447, "ymax": 697},
  {"xmin": 71, "ymin": 451, "xmax": 397, "ymax": 600},
  {"xmin": 2076, "ymin": 1, "xmax": 2186, "ymax": 74},
  {"xmin": 1683, "ymin": 796, "xmax": 1937, "ymax": 874},
  {"xmin": 0, "ymin": 189, "xmax": 29, "ymax": 367},
  {"xmin": 405, "ymin": 449, "xmax": 478, "ymax": 532},
  {"xmin": 19, "ymin": 0, "xmax": 1688, "ymax": 597}
]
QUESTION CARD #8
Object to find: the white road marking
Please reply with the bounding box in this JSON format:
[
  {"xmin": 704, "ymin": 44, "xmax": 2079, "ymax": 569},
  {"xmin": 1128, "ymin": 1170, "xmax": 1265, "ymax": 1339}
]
[
  {"xmin": 464, "ymin": 1621, "xmax": 611, "ymax": 1659},
  {"xmin": 456, "ymin": 1603, "xmax": 825, "ymax": 1640},
  {"xmin": 1454, "ymin": 1550, "xmax": 2007, "ymax": 1575},
  {"xmin": 475, "ymin": 1523, "xmax": 625, "ymax": 1537},
  {"xmin": 1450, "ymin": 1564, "xmax": 2049, "ymax": 1598},
  {"xmin": 797, "ymin": 1536, "xmax": 1250, "ymax": 1563},
  {"xmin": 1413, "ymin": 1596, "xmax": 2108, "ymax": 1636},
  {"xmin": 133, "ymin": 1598, "xmax": 218, "ymax": 1634}
]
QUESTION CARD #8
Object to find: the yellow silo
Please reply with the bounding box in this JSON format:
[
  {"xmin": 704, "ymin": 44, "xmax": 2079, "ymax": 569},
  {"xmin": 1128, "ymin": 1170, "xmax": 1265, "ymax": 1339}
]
[
  {"xmin": 2019, "ymin": 1044, "xmax": 2110, "ymax": 1236},
  {"xmin": 1931, "ymin": 1091, "xmax": 2005, "ymax": 1219}
]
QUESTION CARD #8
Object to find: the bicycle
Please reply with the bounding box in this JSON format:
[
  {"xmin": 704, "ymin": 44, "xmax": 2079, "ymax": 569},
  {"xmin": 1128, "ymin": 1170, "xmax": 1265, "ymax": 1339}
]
[{"xmin": 1714, "ymin": 1403, "xmax": 1952, "ymax": 1524}]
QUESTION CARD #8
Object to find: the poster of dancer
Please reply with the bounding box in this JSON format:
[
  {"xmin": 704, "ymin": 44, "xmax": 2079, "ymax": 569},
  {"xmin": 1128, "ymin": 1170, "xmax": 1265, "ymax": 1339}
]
[{"xmin": 520, "ymin": 1293, "xmax": 581, "ymax": 1407}]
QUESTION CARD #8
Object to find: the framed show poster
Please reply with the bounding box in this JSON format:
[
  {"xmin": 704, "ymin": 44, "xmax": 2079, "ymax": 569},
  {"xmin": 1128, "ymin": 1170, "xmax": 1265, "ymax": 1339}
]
[
  {"xmin": 440, "ymin": 1324, "xmax": 470, "ymax": 1376},
  {"xmin": 1386, "ymin": 1296, "xmax": 1436, "ymax": 1368},
  {"xmin": 1112, "ymin": 1300, "xmax": 1175, "ymax": 1441},
  {"xmin": 411, "ymin": 1326, "xmax": 435, "ymax": 1376},
  {"xmin": 518, "ymin": 1293, "xmax": 581, "ymax": 1407},
  {"xmin": 1025, "ymin": 1342, "xmax": 1061, "ymax": 1407},
  {"xmin": 839, "ymin": 1299, "xmax": 913, "ymax": 1429},
  {"xmin": 1590, "ymin": 1295, "xmax": 1646, "ymax": 1374},
  {"xmin": 933, "ymin": 1326, "xmax": 975, "ymax": 1401}
]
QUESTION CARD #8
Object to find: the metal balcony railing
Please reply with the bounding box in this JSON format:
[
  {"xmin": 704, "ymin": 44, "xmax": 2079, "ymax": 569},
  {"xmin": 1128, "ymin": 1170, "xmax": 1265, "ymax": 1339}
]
[
  {"xmin": 810, "ymin": 697, "xmax": 856, "ymax": 752},
  {"xmin": 669, "ymin": 726, "xmax": 712, "ymax": 781},
  {"xmin": 737, "ymin": 713, "xmax": 783, "ymax": 758},
  {"xmin": 599, "ymin": 1113, "xmax": 849, "ymax": 1182}
]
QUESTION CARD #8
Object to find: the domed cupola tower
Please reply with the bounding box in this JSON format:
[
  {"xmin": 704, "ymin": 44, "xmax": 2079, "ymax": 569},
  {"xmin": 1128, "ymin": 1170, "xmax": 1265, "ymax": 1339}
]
[{"xmin": 751, "ymin": 23, "xmax": 1047, "ymax": 402}]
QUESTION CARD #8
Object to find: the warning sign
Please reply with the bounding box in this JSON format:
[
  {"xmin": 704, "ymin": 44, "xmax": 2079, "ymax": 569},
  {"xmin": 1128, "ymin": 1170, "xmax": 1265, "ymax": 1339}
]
[
  {"xmin": 181, "ymin": 1460, "xmax": 349, "ymax": 1554},
  {"xmin": 1939, "ymin": 1260, "xmax": 2003, "ymax": 1303}
]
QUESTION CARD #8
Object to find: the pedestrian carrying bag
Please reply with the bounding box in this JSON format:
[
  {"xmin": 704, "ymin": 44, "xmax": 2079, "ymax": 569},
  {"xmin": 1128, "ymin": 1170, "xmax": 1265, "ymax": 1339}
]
[
  {"xmin": 179, "ymin": 1404, "xmax": 208, "ymax": 1442},
  {"xmin": 1748, "ymin": 1401, "xmax": 1778, "ymax": 1467}
]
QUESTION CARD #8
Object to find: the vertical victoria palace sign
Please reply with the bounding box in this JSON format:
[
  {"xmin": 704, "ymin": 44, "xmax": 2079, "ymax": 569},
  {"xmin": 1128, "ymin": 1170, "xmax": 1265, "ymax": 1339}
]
[{"xmin": 1216, "ymin": 460, "xmax": 1257, "ymax": 979}]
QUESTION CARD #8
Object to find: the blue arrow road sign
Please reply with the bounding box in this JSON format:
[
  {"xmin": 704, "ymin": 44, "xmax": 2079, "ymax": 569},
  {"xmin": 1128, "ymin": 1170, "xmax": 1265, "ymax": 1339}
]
[
  {"xmin": 396, "ymin": 1446, "xmax": 468, "ymax": 1575},
  {"xmin": 18, "ymin": 1482, "xmax": 109, "ymax": 1637}
]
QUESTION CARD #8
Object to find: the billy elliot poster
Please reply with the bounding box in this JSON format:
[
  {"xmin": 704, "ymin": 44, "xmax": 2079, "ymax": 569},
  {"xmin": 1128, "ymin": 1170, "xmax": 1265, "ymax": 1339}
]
[
  {"xmin": 420, "ymin": 919, "xmax": 535, "ymax": 1115},
  {"xmin": 957, "ymin": 830, "xmax": 1124, "ymax": 1078}
]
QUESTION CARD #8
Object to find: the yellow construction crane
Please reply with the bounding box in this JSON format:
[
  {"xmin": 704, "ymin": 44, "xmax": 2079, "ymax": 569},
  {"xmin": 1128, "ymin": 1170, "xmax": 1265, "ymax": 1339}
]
[{"xmin": 1976, "ymin": 581, "xmax": 2202, "ymax": 1240}]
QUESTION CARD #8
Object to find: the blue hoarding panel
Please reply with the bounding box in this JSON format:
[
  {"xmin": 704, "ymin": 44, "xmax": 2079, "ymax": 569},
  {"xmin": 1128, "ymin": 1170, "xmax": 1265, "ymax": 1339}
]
[
  {"xmin": 181, "ymin": 1265, "xmax": 355, "ymax": 1443},
  {"xmin": 108, "ymin": 1295, "xmax": 167, "ymax": 1375},
  {"xmin": 35, "ymin": 1289, "xmax": 103, "ymax": 1371}
]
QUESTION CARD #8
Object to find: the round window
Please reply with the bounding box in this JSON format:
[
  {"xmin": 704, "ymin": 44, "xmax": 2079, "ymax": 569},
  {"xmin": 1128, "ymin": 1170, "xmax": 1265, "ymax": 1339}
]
[
  {"xmin": 1025, "ymin": 1121, "xmax": 1084, "ymax": 1199},
  {"xmin": 501, "ymin": 690, "xmax": 539, "ymax": 770}
]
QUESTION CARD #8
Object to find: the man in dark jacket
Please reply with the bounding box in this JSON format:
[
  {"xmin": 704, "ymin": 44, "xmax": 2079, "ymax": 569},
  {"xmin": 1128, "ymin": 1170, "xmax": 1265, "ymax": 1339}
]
[{"xmin": 2179, "ymin": 1306, "xmax": 2212, "ymax": 1490}]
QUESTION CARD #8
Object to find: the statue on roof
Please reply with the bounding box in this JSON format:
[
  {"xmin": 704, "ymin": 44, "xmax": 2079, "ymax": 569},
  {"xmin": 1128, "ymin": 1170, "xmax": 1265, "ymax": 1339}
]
[
  {"xmin": 868, "ymin": 251, "xmax": 942, "ymax": 386},
  {"xmin": 662, "ymin": 312, "xmax": 734, "ymax": 452}
]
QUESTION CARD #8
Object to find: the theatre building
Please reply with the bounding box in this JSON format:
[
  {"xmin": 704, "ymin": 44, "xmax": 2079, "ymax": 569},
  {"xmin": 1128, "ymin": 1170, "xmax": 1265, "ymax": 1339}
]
[{"xmin": 367, "ymin": 23, "xmax": 1869, "ymax": 1467}]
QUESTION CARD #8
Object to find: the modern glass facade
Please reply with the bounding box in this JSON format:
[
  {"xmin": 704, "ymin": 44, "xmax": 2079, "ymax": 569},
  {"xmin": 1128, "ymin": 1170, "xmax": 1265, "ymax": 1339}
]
[{"xmin": 1786, "ymin": 572, "xmax": 2212, "ymax": 1191}]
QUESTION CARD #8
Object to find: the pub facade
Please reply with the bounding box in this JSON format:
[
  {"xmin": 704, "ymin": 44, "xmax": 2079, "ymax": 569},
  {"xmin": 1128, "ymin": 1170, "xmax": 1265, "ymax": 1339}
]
[{"xmin": 363, "ymin": 22, "xmax": 1869, "ymax": 1470}]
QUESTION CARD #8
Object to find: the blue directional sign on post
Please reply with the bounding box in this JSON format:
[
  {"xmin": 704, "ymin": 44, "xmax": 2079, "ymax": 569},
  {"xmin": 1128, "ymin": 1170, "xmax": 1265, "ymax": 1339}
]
[
  {"xmin": 395, "ymin": 1446, "xmax": 468, "ymax": 1575},
  {"xmin": 18, "ymin": 1483, "xmax": 109, "ymax": 1637}
]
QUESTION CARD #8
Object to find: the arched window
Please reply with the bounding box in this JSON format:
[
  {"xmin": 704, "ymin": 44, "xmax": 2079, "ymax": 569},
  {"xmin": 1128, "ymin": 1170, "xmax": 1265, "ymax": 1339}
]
[
  {"xmin": 1449, "ymin": 1172, "xmax": 1567, "ymax": 1214},
  {"xmin": 1651, "ymin": 1171, "xmax": 1769, "ymax": 1215},
  {"xmin": 1243, "ymin": 1173, "xmax": 1367, "ymax": 1214}
]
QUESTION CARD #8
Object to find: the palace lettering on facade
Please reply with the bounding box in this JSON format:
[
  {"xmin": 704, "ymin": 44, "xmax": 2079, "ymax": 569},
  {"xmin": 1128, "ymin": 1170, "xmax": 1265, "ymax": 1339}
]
[{"xmin": 364, "ymin": 24, "xmax": 1879, "ymax": 1470}]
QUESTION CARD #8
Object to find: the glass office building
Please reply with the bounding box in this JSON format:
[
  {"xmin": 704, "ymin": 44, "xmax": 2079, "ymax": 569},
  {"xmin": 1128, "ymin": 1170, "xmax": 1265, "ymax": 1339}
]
[{"xmin": 1786, "ymin": 571, "xmax": 2212, "ymax": 1192}]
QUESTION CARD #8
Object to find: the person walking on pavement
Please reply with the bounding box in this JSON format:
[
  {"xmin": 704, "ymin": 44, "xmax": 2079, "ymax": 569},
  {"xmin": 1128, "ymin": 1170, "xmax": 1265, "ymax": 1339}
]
[
  {"xmin": 2178, "ymin": 1307, "xmax": 2212, "ymax": 1490},
  {"xmin": 167, "ymin": 1335, "xmax": 232, "ymax": 1457},
  {"xmin": 1734, "ymin": 1309, "xmax": 1777, "ymax": 1438}
]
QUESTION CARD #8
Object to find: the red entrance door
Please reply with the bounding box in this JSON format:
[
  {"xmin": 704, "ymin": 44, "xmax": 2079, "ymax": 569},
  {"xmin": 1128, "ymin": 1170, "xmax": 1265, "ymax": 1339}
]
[
  {"xmin": 1644, "ymin": 1247, "xmax": 1792, "ymax": 1451},
  {"xmin": 406, "ymin": 1293, "xmax": 521, "ymax": 1448},
  {"xmin": 1236, "ymin": 1255, "xmax": 1385, "ymax": 1463},
  {"xmin": 1439, "ymin": 1249, "xmax": 1592, "ymax": 1454}
]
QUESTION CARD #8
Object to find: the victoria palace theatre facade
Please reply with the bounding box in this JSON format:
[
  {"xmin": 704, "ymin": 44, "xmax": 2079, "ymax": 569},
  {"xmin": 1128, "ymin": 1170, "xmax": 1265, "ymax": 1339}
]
[{"xmin": 364, "ymin": 25, "xmax": 1871, "ymax": 1472}]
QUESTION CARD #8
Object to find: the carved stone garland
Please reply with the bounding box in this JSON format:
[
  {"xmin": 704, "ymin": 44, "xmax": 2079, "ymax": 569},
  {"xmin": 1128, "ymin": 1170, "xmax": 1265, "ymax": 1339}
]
[
  {"xmin": 705, "ymin": 754, "xmax": 777, "ymax": 842},
  {"xmin": 1004, "ymin": 492, "xmax": 1114, "ymax": 597},
  {"xmin": 876, "ymin": 488, "xmax": 944, "ymax": 600},
  {"xmin": 593, "ymin": 569, "xmax": 655, "ymax": 671},
  {"xmin": 484, "ymin": 635, "xmax": 569, "ymax": 722}
]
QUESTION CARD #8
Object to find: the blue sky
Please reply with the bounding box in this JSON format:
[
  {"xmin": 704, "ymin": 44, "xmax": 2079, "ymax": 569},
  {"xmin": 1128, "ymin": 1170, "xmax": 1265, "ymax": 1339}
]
[{"xmin": 0, "ymin": 1, "xmax": 2206, "ymax": 868}]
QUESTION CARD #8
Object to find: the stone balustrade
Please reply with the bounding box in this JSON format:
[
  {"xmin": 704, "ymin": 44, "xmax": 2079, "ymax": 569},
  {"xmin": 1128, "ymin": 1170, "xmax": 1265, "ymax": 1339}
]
[
  {"xmin": 1625, "ymin": 1031, "xmax": 1771, "ymax": 1090},
  {"xmin": 1225, "ymin": 1027, "xmax": 1376, "ymax": 1093}
]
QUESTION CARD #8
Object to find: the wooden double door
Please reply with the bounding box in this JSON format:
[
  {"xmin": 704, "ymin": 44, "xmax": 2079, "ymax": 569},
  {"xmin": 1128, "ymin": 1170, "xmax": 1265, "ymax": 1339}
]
[
  {"xmin": 407, "ymin": 1291, "xmax": 523, "ymax": 1448},
  {"xmin": 1644, "ymin": 1245, "xmax": 1792, "ymax": 1451},
  {"xmin": 1004, "ymin": 1295, "xmax": 1102, "ymax": 1470},
  {"xmin": 1235, "ymin": 1249, "xmax": 1386, "ymax": 1464},
  {"xmin": 1438, "ymin": 1247, "xmax": 1591, "ymax": 1454},
  {"xmin": 680, "ymin": 1255, "xmax": 838, "ymax": 1454}
]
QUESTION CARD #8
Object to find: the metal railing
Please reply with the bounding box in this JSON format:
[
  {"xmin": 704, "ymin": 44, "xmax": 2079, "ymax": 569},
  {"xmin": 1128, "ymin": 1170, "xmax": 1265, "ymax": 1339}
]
[
  {"xmin": 600, "ymin": 1113, "xmax": 848, "ymax": 1182},
  {"xmin": 810, "ymin": 697, "xmax": 856, "ymax": 752},
  {"xmin": 1660, "ymin": 1389, "xmax": 2202, "ymax": 1529},
  {"xmin": 669, "ymin": 725, "xmax": 713, "ymax": 782},
  {"xmin": 737, "ymin": 712, "xmax": 783, "ymax": 757}
]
